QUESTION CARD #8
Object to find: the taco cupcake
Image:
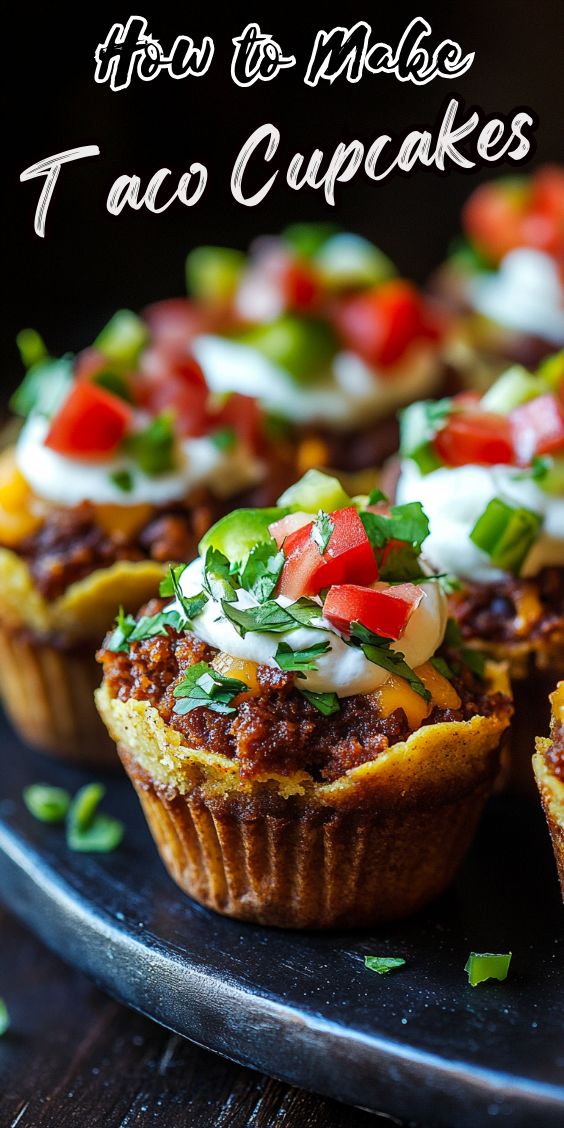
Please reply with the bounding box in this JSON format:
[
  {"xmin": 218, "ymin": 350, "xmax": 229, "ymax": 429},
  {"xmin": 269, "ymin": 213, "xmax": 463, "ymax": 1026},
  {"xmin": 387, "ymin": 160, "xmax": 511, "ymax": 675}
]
[
  {"xmin": 144, "ymin": 224, "xmax": 446, "ymax": 484},
  {"xmin": 432, "ymin": 166, "xmax": 564, "ymax": 389},
  {"xmin": 395, "ymin": 356, "xmax": 564, "ymax": 789},
  {"xmin": 96, "ymin": 470, "xmax": 511, "ymax": 927},
  {"xmin": 533, "ymin": 683, "xmax": 564, "ymax": 897},
  {"xmin": 0, "ymin": 311, "xmax": 270, "ymax": 765}
]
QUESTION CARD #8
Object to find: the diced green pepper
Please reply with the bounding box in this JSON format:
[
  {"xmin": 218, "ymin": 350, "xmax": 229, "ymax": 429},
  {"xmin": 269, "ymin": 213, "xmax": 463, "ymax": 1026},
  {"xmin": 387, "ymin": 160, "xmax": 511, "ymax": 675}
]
[
  {"xmin": 199, "ymin": 507, "xmax": 290, "ymax": 565},
  {"xmin": 539, "ymin": 455, "xmax": 564, "ymax": 494},
  {"xmin": 10, "ymin": 355, "xmax": 73, "ymax": 418},
  {"xmin": 186, "ymin": 246, "xmax": 245, "ymax": 303},
  {"xmin": 95, "ymin": 310, "xmax": 148, "ymax": 368},
  {"xmin": 470, "ymin": 497, "xmax": 542, "ymax": 575},
  {"xmin": 481, "ymin": 365, "xmax": 547, "ymax": 413},
  {"xmin": 314, "ymin": 233, "xmax": 395, "ymax": 291},
  {"xmin": 277, "ymin": 469, "xmax": 351, "ymax": 514},
  {"xmin": 16, "ymin": 328, "xmax": 48, "ymax": 369},
  {"xmin": 465, "ymin": 952, "xmax": 512, "ymax": 987},
  {"xmin": 282, "ymin": 222, "xmax": 339, "ymax": 259},
  {"xmin": 537, "ymin": 351, "xmax": 564, "ymax": 392},
  {"xmin": 239, "ymin": 315, "xmax": 337, "ymax": 383}
]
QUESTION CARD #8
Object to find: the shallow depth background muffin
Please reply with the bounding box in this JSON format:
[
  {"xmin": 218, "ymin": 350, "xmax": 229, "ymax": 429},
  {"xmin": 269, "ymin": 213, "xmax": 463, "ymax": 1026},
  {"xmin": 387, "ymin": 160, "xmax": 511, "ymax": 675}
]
[
  {"xmin": 96, "ymin": 471, "xmax": 512, "ymax": 926},
  {"xmin": 395, "ymin": 355, "xmax": 564, "ymax": 789},
  {"xmin": 431, "ymin": 166, "xmax": 564, "ymax": 389},
  {"xmin": 144, "ymin": 225, "xmax": 447, "ymax": 484},
  {"xmin": 533, "ymin": 682, "xmax": 564, "ymax": 896},
  {"xmin": 0, "ymin": 312, "xmax": 275, "ymax": 764}
]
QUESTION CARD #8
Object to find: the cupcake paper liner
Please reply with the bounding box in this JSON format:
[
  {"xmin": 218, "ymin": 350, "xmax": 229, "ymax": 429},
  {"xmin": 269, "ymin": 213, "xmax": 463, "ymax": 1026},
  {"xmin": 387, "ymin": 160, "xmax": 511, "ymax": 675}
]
[
  {"xmin": 97, "ymin": 665, "xmax": 511, "ymax": 929},
  {"xmin": 0, "ymin": 623, "xmax": 115, "ymax": 766}
]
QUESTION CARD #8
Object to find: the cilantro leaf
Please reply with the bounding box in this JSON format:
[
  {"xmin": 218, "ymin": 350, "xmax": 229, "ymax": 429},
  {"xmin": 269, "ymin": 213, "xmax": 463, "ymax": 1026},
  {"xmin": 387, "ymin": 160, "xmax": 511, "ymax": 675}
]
[
  {"xmin": 360, "ymin": 501, "xmax": 429, "ymax": 555},
  {"xmin": 125, "ymin": 412, "xmax": 177, "ymax": 475},
  {"xmin": 285, "ymin": 597, "xmax": 327, "ymax": 629},
  {"xmin": 430, "ymin": 656, "xmax": 455, "ymax": 681},
  {"xmin": 443, "ymin": 617, "xmax": 486, "ymax": 680},
  {"xmin": 204, "ymin": 547, "xmax": 237, "ymax": 602},
  {"xmin": 211, "ymin": 427, "xmax": 237, "ymax": 452},
  {"xmin": 349, "ymin": 622, "xmax": 431, "ymax": 702},
  {"xmin": 365, "ymin": 956, "xmax": 406, "ymax": 975},
  {"xmin": 298, "ymin": 688, "xmax": 341, "ymax": 715},
  {"xmin": 109, "ymin": 469, "xmax": 133, "ymax": 493},
  {"xmin": 239, "ymin": 541, "xmax": 284, "ymax": 604},
  {"xmin": 160, "ymin": 564, "xmax": 208, "ymax": 621},
  {"xmin": 173, "ymin": 662, "xmax": 248, "ymax": 715},
  {"xmin": 367, "ymin": 488, "xmax": 388, "ymax": 505},
  {"xmin": 378, "ymin": 541, "xmax": 422, "ymax": 582},
  {"xmin": 310, "ymin": 510, "xmax": 334, "ymax": 555},
  {"xmin": 106, "ymin": 605, "xmax": 187, "ymax": 652},
  {"xmin": 275, "ymin": 639, "xmax": 330, "ymax": 677},
  {"xmin": 513, "ymin": 455, "xmax": 550, "ymax": 482},
  {"xmin": 221, "ymin": 599, "xmax": 301, "ymax": 638}
]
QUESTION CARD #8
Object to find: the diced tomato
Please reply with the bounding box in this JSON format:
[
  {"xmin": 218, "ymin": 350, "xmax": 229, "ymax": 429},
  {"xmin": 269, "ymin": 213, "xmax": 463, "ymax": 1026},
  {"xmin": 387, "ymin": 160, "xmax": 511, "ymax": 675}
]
[
  {"xmin": 269, "ymin": 512, "xmax": 312, "ymax": 547},
  {"xmin": 45, "ymin": 381, "xmax": 132, "ymax": 460},
  {"xmin": 280, "ymin": 260, "xmax": 320, "ymax": 311},
  {"xmin": 277, "ymin": 506, "xmax": 377, "ymax": 599},
  {"xmin": 510, "ymin": 393, "xmax": 564, "ymax": 464},
  {"xmin": 433, "ymin": 412, "xmax": 514, "ymax": 467},
  {"xmin": 463, "ymin": 181, "xmax": 528, "ymax": 265},
  {"xmin": 334, "ymin": 280, "xmax": 436, "ymax": 369},
  {"xmin": 215, "ymin": 392, "xmax": 264, "ymax": 454},
  {"xmin": 464, "ymin": 168, "xmax": 564, "ymax": 264},
  {"xmin": 142, "ymin": 298, "xmax": 217, "ymax": 350},
  {"xmin": 324, "ymin": 582, "xmax": 423, "ymax": 640},
  {"xmin": 135, "ymin": 347, "xmax": 211, "ymax": 437}
]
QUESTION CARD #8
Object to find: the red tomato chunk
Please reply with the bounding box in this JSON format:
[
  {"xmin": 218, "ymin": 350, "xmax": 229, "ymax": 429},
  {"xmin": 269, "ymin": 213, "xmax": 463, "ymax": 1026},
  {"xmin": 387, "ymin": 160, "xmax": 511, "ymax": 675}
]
[
  {"xmin": 434, "ymin": 412, "xmax": 514, "ymax": 467},
  {"xmin": 277, "ymin": 507, "xmax": 377, "ymax": 599},
  {"xmin": 510, "ymin": 394, "xmax": 564, "ymax": 464},
  {"xmin": 45, "ymin": 382, "xmax": 132, "ymax": 460},
  {"xmin": 324, "ymin": 583, "xmax": 423, "ymax": 640}
]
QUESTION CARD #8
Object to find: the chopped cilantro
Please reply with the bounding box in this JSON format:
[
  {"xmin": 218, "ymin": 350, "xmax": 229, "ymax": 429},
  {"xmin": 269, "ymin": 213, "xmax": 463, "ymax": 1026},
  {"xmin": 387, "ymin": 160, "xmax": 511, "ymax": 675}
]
[
  {"xmin": 443, "ymin": 618, "xmax": 486, "ymax": 680},
  {"xmin": 203, "ymin": 547, "xmax": 237, "ymax": 603},
  {"xmin": 92, "ymin": 370, "xmax": 133, "ymax": 403},
  {"xmin": 365, "ymin": 956, "xmax": 406, "ymax": 976},
  {"xmin": 513, "ymin": 455, "xmax": 551, "ymax": 482},
  {"xmin": 367, "ymin": 487, "xmax": 388, "ymax": 505},
  {"xmin": 349, "ymin": 622, "xmax": 430, "ymax": 701},
  {"xmin": 173, "ymin": 662, "xmax": 248, "ymax": 715},
  {"xmin": 275, "ymin": 639, "xmax": 330, "ymax": 676},
  {"xmin": 221, "ymin": 599, "xmax": 300, "ymax": 638},
  {"xmin": 165, "ymin": 564, "xmax": 209, "ymax": 621},
  {"xmin": 298, "ymin": 688, "xmax": 341, "ymax": 715},
  {"xmin": 109, "ymin": 468, "xmax": 133, "ymax": 493},
  {"xmin": 211, "ymin": 427, "xmax": 237, "ymax": 452},
  {"xmin": 360, "ymin": 501, "xmax": 429, "ymax": 554},
  {"xmin": 125, "ymin": 413, "xmax": 176, "ymax": 475},
  {"xmin": 285, "ymin": 597, "xmax": 327, "ymax": 629},
  {"xmin": 310, "ymin": 510, "xmax": 334, "ymax": 555},
  {"xmin": 239, "ymin": 541, "xmax": 284, "ymax": 604},
  {"xmin": 430, "ymin": 656, "xmax": 455, "ymax": 681},
  {"xmin": 106, "ymin": 605, "xmax": 187, "ymax": 652}
]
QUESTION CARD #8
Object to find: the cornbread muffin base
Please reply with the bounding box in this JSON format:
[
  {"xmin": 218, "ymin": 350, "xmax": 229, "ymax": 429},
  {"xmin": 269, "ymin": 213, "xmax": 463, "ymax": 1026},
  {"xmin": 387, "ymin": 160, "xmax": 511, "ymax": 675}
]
[
  {"xmin": 0, "ymin": 550, "xmax": 167, "ymax": 764},
  {"xmin": 96, "ymin": 664, "xmax": 511, "ymax": 928},
  {"xmin": 0, "ymin": 624, "xmax": 116, "ymax": 767}
]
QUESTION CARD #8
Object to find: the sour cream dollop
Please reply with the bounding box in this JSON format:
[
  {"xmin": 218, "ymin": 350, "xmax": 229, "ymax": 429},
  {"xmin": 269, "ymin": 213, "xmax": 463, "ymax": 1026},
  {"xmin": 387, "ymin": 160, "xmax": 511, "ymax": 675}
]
[
  {"xmin": 16, "ymin": 415, "xmax": 263, "ymax": 507},
  {"xmin": 470, "ymin": 249, "xmax": 564, "ymax": 346},
  {"xmin": 397, "ymin": 460, "xmax": 564, "ymax": 583},
  {"xmin": 171, "ymin": 557, "xmax": 448, "ymax": 697},
  {"xmin": 193, "ymin": 336, "xmax": 440, "ymax": 429}
]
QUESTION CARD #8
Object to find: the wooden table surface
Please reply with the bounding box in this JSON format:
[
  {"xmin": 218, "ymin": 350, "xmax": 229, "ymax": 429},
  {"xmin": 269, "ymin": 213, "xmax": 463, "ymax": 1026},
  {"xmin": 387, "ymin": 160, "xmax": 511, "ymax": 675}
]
[{"xmin": 0, "ymin": 907, "xmax": 400, "ymax": 1128}]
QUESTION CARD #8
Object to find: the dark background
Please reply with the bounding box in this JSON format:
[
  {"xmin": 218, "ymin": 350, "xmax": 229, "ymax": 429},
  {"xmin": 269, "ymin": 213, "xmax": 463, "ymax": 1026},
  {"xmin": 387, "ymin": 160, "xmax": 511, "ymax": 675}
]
[{"xmin": 3, "ymin": 1, "xmax": 563, "ymax": 388}]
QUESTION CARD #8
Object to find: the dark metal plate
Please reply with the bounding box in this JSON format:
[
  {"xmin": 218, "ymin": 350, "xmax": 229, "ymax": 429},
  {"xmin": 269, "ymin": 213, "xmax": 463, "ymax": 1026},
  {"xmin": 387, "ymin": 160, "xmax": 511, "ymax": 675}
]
[{"xmin": 0, "ymin": 720, "xmax": 562, "ymax": 1127}]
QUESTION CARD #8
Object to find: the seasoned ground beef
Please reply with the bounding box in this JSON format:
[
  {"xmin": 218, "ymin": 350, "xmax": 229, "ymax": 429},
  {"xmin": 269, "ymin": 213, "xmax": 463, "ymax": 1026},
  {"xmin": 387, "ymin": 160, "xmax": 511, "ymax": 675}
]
[
  {"xmin": 11, "ymin": 468, "xmax": 294, "ymax": 602},
  {"xmin": 98, "ymin": 599, "xmax": 509, "ymax": 781},
  {"xmin": 451, "ymin": 568, "xmax": 564, "ymax": 644},
  {"xmin": 547, "ymin": 722, "xmax": 564, "ymax": 781}
]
